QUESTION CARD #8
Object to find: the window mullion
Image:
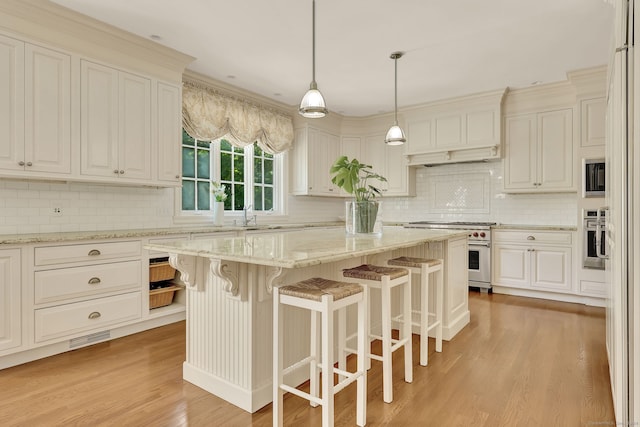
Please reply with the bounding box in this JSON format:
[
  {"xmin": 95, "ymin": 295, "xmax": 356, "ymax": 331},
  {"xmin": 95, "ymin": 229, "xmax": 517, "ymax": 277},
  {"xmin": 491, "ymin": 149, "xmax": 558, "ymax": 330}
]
[{"xmin": 245, "ymin": 144, "xmax": 254, "ymax": 209}]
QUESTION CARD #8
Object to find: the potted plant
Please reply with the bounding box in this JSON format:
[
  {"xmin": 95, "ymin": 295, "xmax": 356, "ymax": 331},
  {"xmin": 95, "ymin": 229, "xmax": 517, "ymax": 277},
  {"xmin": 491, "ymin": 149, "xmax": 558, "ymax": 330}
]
[{"xmin": 330, "ymin": 156, "xmax": 387, "ymax": 234}]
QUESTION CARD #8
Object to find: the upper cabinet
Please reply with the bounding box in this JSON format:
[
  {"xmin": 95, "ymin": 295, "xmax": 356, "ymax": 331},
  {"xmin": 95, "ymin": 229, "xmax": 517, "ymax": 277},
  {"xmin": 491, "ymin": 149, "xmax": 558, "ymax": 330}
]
[
  {"xmin": 504, "ymin": 108, "xmax": 575, "ymax": 192},
  {"xmin": 404, "ymin": 89, "xmax": 505, "ymax": 166},
  {"xmin": 289, "ymin": 126, "xmax": 341, "ymax": 196},
  {"xmin": 0, "ymin": 35, "xmax": 71, "ymax": 178},
  {"xmin": 156, "ymin": 82, "xmax": 183, "ymax": 184},
  {"xmin": 80, "ymin": 60, "xmax": 152, "ymax": 182},
  {"xmin": 580, "ymin": 97, "xmax": 606, "ymax": 147},
  {"xmin": 363, "ymin": 133, "xmax": 415, "ymax": 197}
]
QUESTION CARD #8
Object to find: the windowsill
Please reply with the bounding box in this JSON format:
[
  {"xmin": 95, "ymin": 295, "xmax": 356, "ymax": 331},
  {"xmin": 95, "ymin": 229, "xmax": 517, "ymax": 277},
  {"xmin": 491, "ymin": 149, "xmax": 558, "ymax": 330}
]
[{"xmin": 172, "ymin": 212, "xmax": 292, "ymax": 227}]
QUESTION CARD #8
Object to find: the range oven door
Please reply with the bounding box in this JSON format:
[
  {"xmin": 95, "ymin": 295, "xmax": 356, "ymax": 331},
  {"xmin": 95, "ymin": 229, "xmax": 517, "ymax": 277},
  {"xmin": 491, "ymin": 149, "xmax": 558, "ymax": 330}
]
[{"xmin": 468, "ymin": 242, "xmax": 491, "ymax": 288}]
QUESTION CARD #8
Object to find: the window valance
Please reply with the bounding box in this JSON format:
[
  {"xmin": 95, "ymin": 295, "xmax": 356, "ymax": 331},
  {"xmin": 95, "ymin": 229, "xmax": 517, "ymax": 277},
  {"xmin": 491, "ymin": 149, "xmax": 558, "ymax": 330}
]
[{"xmin": 182, "ymin": 80, "xmax": 294, "ymax": 154}]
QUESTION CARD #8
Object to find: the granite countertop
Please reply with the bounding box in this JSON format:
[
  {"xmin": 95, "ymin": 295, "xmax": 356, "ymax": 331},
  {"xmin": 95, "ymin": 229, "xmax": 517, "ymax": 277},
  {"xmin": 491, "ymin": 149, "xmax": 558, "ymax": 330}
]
[
  {"xmin": 0, "ymin": 222, "xmax": 344, "ymax": 245},
  {"xmin": 492, "ymin": 224, "xmax": 577, "ymax": 231},
  {"xmin": 144, "ymin": 227, "xmax": 468, "ymax": 269}
]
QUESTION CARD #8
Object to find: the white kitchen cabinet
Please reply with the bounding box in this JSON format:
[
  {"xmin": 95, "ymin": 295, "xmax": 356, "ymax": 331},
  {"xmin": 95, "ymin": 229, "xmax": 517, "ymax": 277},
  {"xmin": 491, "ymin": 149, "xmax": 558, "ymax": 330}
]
[
  {"xmin": 289, "ymin": 126, "xmax": 341, "ymax": 196},
  {"xmin": 363, "ymin": 133, "xmax": 415, "ymax": 196},
  {"xmin": 504, "ymin": 108, "xmax": 575, "ymax": 192},
  {"xmin": 0, "ymin": 248, "xmax": 21, "ymax": 352},
  {"xmin": 80, "ymin": 60, "xmax": 152, "ymax": 182},
  {"xmin": 0, "ymin": 35, "xmax": 71, "ymax": 177},
  {"xmin": 493, "ymin": 229, "xmax": 573, "ymax": 294},
  {"xmin": 580, "ymin": 97, "xmax": 606, "ymax": 147},
  {"xmin": 156, "ymin": 82, "xmax": 182, "ymax": 184}
]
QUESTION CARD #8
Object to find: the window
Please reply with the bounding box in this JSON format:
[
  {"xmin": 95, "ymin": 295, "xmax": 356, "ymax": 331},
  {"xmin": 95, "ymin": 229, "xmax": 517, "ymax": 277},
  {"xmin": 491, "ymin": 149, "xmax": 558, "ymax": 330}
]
[{"xmin": 181, "ymin": 130, "xmax": 280, "ymax": 214}]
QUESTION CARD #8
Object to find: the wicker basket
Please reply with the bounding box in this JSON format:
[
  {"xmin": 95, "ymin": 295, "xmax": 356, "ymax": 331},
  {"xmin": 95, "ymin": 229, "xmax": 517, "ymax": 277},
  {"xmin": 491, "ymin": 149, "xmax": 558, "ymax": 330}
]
[
  {"xmin": 149, "ymin": 261, "xmax": 176, "ymax": 282},
  {"xmin": 149, "ymin": 284, "xmax": 181, "ymax": 309}
]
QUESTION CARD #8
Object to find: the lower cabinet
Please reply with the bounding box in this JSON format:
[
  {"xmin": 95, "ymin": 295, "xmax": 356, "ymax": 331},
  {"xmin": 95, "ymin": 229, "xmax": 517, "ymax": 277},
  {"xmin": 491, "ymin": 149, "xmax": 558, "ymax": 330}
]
[
  {"xmin": 493, "ymin": 229, "xmax": 573, "ymax": 294},
  {"xmin": 0, "ymin": 248, "xmax": 21, "ymax": 352}
]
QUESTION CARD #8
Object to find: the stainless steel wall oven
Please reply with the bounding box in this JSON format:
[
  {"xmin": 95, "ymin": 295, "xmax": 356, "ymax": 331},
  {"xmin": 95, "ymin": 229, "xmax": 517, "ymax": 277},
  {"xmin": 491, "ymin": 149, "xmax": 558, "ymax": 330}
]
[{"xmin": 583, "ymin": 209, "xmax": 606, "ymax": 269}]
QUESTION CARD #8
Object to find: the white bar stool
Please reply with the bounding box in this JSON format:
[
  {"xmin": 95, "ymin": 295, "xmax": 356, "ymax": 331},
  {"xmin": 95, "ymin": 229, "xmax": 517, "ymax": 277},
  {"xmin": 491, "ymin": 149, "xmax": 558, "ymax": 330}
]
[
  {"xmin": 341, "ymin": 264, "xmax": 413, "ymax": 404},
  {"xmin": 387, "ymin": 256, "xmax": 443, "ymax": 366},
  {"xmin": 273, "ymin": 277, "xmax": 368, "ymax": 427}
]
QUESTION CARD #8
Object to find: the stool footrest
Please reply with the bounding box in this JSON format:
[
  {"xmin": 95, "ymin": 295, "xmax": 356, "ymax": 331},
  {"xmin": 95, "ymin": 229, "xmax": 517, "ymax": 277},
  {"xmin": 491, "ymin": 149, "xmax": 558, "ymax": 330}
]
[
  {"xmin": 280, "ymin": 384, "xmax": 323, "ymax": 406},
  {"xmin": 282, "ymin": 355, "xmax": 315, "ymax": 376},
  {"xmin": 334, "ymin": 370, "xmax": 365, "ymax": 394}
]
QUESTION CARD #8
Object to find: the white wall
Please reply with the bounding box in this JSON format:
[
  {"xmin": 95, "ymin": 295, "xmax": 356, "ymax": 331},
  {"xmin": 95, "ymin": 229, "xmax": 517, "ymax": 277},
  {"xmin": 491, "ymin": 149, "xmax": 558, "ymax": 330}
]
[{"xmin": 0, "ymin": 159, "xmax": 576, "ymax": 236}]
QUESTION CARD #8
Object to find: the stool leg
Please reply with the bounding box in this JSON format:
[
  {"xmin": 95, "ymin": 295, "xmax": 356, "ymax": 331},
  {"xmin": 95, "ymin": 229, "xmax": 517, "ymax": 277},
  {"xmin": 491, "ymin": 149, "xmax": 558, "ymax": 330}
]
[
  {"xmin": 436, "ymin": 265, "xmax": 444, "ymax": 353},
  {"xmin": 310, "ymin": 309, "xmax": 320, "ymax": 407},
  {"xmin": 366, "ymin": 288, "xmax": 372, "ymax": 371},
  {"xmin": 403, "ymin": 274, "xmax": 413, "ymax": 383},
  {"xmin": 381, "ymin": 278, "xmax": 393, "ymax": 403},
  {"xmin": 356, "ymin": 287, "xmax": 368, "ymax": 427},
  {"xmin": 420, "ymin": 265, "xmax": 429, "ymax": 366},
  {"xmin": 273, "ymin": 288, "xmax": 284, "ymax": 427},
  {"xmin": 338, "ymin": 307, "xmax": 347, "ymax": 382},
  {"xmin": 321, "ymin": 295, "xmax": 334, "ymax": 427}
]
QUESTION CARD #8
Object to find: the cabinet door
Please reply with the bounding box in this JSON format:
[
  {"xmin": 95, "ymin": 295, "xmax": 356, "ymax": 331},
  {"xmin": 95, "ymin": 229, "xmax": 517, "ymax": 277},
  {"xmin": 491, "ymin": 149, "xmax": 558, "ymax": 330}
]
[
  {"xmin": 364, "ymin": 133, "xmax": 411, "ymax": 197},
  {"xmin": 0, "ymin": 249, "xmax": 21, "ymax": 352},
  {"xmin": 339, "ymin": 137, "xmax": 361, "ymax": 196},
  {"xmin": 157, "ymin": 82, "xmax": 182, "ymax": 183},
  {"xmin": 0, "ymin": 34, "xmax": 24, "ymax": 172},
  {"xmin": 504, "ymin": 114, "xmax": 537, "ymax": 190},
  {"xmin": 530, "ymin": 246, "xmax": 572, "ymax": 292},
  {"xmin": 493, "ymin": 244, "xmax": 530, "ymax": 288},
  {"xmin": 118, "ymin": 71, "xmax": 151, "ymax": 180},
  {"xmin": 81, "ymin": 60, "xmax": 119, "ymax": 177},
  {"xmin": 581, "ymin": 98, "xmax": 606, "ymax": 147},
  {"xmin": 309, "ymin": 129, "xmax": 339, "ymax": 195},
  {"xmin": 289, "ymin": 128, "xmax": 310, "ymax": 195},
  {"xmin": 24, "ymin": 44, "xmax": 71, "ymax": 174},
  {"xmin": 538, "ymin": 109, "xmax": 574, "ymax": 190}
]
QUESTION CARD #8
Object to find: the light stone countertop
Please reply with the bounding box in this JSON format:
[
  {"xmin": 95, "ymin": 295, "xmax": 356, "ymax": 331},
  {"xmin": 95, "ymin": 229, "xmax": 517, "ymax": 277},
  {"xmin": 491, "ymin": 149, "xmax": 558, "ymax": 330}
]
[
  {"xmin": 0, "ymin": 222, "xmax": 343, "ymax": 245},
  {"xmin": 492, "ymin": 224, "xmax": 577, "ymax": 231},
  {"xmin": 144, "ymin": 226, "xmax": 469, "ymax": 269}
]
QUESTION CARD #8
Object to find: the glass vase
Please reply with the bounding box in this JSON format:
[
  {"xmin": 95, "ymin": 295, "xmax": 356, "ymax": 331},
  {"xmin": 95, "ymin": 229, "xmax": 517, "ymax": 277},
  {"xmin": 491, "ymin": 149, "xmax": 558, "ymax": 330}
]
[
  {"xmin": 213, "ymin": 201, "xmax": 224, "ymax": 226},
  {"xmin": 345, "ymin": 200, "xmax": 382, "ymax": 236}
]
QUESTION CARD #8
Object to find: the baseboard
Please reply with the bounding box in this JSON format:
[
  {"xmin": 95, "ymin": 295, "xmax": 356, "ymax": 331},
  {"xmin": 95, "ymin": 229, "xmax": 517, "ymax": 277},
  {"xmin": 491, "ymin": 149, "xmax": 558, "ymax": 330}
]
[{"xmin": 492, "ymin": 286, "xmax": 606, "ymax": 307}]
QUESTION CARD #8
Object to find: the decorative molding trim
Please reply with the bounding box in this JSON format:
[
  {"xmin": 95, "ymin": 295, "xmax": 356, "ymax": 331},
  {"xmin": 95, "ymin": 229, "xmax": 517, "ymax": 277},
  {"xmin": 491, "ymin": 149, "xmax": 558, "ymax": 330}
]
[
  {"xmin": 262, "ymin": 266, "xmax": 287, "ymax": 301},
  {"xmin": 210, "ymin": 259, "xmax": 240, "ymax": 298},
  {"xmin": 168, "ymin": 254, "xmax": 201, "ymax": 291}
]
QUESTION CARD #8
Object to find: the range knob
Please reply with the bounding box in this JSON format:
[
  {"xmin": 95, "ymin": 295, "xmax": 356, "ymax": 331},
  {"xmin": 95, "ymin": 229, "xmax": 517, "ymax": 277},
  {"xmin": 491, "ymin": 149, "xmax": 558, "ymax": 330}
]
[
  {"xmin": 472, "ymin": 232, "xmax": 479, "ymax": 237},
  {"xmin": 480, "ymin": 232, "xmax": 486, "ymax": 238}
]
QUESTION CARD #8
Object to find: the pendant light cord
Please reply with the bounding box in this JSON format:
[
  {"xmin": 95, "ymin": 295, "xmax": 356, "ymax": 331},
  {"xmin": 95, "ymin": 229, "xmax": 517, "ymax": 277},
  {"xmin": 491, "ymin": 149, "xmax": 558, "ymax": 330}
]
[
  {"xmin": 311, "ymin": 0, "xmax": 317, "ymax": 88},
  {"xmin": 394, "ymin": 55, "xmax": 398, "ymax": 125}
]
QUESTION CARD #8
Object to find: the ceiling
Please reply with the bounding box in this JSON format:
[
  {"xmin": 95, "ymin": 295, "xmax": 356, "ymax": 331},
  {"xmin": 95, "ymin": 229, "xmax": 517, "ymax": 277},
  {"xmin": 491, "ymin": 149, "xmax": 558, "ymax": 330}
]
[{"xmin": 51, "ymin": 0, "xmax": 614, "ymax": 117}]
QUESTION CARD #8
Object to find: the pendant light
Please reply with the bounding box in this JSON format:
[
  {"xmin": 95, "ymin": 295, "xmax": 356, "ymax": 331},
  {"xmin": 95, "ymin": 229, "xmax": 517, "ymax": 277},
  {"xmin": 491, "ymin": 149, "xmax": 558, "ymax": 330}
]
[
  {"xmin": 385, "ymin": 51, "xmax": 406, "ymax": 145},
  {"xmin": 299, "ymin": 0, "xmax": 328, "ymax": 118}
]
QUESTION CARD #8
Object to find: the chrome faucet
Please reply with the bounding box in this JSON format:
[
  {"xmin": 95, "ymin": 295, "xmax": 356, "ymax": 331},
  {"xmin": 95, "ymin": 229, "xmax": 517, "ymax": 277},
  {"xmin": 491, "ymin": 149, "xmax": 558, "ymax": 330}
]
[{"xmin": 242, "ymin": 205, "xmax": 256, "ymax": 226}]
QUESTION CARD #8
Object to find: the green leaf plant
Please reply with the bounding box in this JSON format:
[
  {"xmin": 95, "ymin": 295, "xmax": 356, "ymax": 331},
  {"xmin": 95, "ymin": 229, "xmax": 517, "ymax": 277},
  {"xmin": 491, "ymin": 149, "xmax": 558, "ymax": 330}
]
[{"xmin": 330, "ymin": 156, "xmax": 387, "ymax": 202}]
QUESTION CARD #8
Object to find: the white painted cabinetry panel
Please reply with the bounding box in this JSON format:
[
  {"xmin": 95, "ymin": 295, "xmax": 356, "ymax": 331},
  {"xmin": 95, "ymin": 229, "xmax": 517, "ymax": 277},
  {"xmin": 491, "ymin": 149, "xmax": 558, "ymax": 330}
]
[
  {"xmin": 157, "ymin": 82, "xmax": 182, "ymax": 184},
  {"xmin": 0, "ymin": 248, "xmax": 21, "ymax": 352},
  {"xmin": 34, "ymin": 292, "xmax": 142, "ymax": 343},
  {"xmin": 34, "ymin": 240, "xmax": 141, "ymax": 266}
]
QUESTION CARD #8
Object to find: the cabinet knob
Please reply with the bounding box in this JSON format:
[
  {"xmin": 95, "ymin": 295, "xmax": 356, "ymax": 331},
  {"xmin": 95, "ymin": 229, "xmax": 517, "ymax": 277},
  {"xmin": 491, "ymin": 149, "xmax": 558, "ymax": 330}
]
[
  {"xmin": 119, "ymin": 170, "xmax": 125, "ymax": 175},
  {"xmin": 88, "ymin": 311, "xmax": 101, "ymax": 320},
  {"xmin": 88, "ymin": 277, "xmax": 101, "ymax": 285},
  {"xmin": 26, "ymin": 162, "xmax": 32, "ymax": 166},
  {"xmin": 175, "ymin": 175, "xmax": 180, "ymax": 179},
  {"xmin": 88, "ymin": 249, "xmax": 101, "ymax": 256},
  {"xmin": 18, "ymin": 161, "xmax": 25, "ymax": 166},
  {"xmin": 527, "ymin": 236, "xmax": 535, "ymax": 240},
  {"xmin": 114, "ymin": 169, "xmax": 119, "ymax": 174}
]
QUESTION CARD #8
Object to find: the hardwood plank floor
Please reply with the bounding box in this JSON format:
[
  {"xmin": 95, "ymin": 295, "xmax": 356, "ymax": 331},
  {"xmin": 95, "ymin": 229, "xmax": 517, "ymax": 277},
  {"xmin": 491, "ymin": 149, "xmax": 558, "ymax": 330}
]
[{"xmin": 0, "ymin": 292, "xmax": 615, "ymax": 426}]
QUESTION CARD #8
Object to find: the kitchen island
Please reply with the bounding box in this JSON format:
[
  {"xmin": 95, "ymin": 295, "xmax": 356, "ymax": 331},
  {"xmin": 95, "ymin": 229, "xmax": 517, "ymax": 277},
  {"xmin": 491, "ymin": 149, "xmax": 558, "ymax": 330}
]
[{"xmin": 144, "ymin": 226, "xmax": 469, "ymax": 412}]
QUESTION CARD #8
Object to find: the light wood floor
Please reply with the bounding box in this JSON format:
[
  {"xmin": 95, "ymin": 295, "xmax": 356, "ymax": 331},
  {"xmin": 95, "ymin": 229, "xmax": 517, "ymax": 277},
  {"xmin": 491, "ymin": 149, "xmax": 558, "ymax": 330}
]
[{"xmin": 0, "ymin": 292, "xmax": 614, "ymax": 426}]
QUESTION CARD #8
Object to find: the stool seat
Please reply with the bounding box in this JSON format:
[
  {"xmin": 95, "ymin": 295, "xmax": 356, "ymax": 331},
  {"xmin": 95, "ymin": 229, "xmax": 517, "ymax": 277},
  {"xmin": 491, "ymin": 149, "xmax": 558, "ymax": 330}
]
[
  {"xmin": 279, "ymin": 277, "xmax": 363, "ymax": 302},
  {"xmin": 388, "ymin": 256, "xmax": 442, "ymax": 269},
  {"xmin": 342, "ymin": 264, "xmax": 408, "ymax": 281}
]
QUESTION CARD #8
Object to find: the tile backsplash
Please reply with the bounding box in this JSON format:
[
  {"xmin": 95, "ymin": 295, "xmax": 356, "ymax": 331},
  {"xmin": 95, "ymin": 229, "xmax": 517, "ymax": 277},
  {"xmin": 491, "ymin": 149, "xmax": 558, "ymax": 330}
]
[{"xmin": 0, "ymin": 161, "xmax": 576, "ymax": 235}]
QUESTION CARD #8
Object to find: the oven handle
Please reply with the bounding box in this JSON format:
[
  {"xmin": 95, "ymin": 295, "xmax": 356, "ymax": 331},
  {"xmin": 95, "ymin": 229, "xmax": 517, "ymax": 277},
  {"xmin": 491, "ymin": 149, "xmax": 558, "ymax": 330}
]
[
  {"xmin": 468, "ymin": 242, "xmax": 491, "ymax": 248},
  {"xmin": 596, "ymin": 206, "xmax": 609, "ymax": 259}
]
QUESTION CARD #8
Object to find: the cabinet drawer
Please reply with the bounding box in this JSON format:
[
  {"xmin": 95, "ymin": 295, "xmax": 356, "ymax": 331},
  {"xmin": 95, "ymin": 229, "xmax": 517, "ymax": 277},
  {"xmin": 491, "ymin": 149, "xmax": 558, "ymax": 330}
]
[
  {"xmin": 493, "ymin": 230, "xmax": 572, "ymax": 245},
  {"xmin": 34, "ymin": 241, "xmax": 141, "ymax": 266},
  {"xmin": 34, "ymin": 292, "xmax": 141, "ymax": 342},
  {"xmin": 34, "ymin": 261, "xmax": 141, "ymax": 304}
]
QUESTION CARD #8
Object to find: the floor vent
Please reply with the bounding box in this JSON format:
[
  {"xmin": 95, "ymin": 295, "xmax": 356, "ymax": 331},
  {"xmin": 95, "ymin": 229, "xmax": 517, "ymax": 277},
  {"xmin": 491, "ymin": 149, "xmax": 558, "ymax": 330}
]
[{"xmin": 69, "ymin": 330, "xmax": 111, "ymax": 349}]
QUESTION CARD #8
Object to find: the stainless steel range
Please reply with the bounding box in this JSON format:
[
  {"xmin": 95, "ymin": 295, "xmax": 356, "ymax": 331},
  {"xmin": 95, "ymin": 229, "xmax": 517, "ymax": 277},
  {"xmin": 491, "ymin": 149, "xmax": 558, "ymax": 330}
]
[{"xmin": 405, "ymin": 221, "xmax": 496, "ymax": 291}]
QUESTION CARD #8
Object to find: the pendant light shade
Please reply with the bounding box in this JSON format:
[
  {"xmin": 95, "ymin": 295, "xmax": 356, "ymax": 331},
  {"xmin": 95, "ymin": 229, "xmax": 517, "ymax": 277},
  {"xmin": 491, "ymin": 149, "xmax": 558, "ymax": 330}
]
[
  {"xmin": 385, "ymin": 51, "xmax": 406, "ymax": 145},
  {"xmin": 299, "ymin": 0, "xmax": 328, "ymax": 118}
]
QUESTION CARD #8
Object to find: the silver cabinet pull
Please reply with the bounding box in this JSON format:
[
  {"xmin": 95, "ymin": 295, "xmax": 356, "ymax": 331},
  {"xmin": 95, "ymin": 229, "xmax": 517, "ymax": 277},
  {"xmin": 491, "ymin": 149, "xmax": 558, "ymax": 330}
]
[
  {"xmin": 26, "ymin": 161, "xmax": 32, "ymax": 166},
  {"xmin": 527, "ymin": 236, "xmax": 535, "ymax": 240},
  {"xmin": 88, "ymin": 249, "xmax": 101, "ymax": 256},
  {"xmin": 119, "ymin": 170, "xmax": 124, "ymax": 174},
  {"xmin": 88, "ymin": 277, "xmax": 101, "ymax": 285},
  {"xmin": 18, "ymin": 161, "xmax": 25, "ymax": 166},
  {"xmin": 88, "ymin": 311, "xmax": 101, "ymax": 319}
]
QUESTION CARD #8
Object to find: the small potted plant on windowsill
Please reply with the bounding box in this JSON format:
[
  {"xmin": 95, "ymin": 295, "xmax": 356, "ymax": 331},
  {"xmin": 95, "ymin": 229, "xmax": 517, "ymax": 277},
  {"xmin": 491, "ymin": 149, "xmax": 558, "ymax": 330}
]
[
  {"xmin": 210, "ymin": 181, "xmax": 227, "ymax": 226},
  {"xmin": 330, "ymin": 156, "xmax": 387, "ymax": 235}
]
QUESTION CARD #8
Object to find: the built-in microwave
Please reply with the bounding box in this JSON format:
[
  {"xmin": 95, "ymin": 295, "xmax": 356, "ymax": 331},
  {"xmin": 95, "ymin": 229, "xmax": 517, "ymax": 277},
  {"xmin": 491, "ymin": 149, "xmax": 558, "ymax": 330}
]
[{"xmin": 584, "ymin": 159, "xmax": 605, "ymax": 197}]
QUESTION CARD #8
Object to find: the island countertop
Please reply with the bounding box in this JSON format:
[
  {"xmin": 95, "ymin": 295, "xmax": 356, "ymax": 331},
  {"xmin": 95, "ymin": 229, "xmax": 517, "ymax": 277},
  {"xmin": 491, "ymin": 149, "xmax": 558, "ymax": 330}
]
[{"xmin": 144, "ymin": 226, "xmax": 468, "ymax": 269}]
